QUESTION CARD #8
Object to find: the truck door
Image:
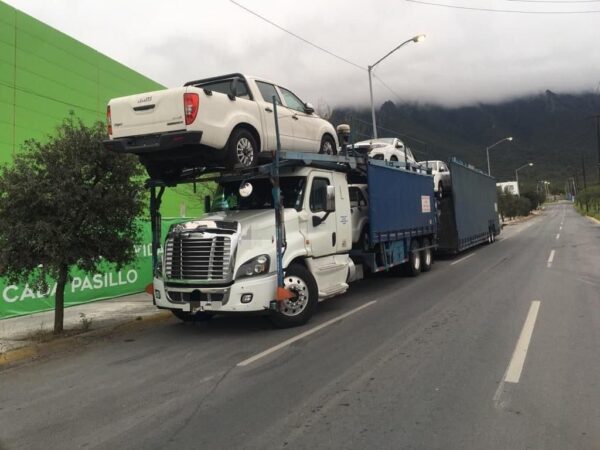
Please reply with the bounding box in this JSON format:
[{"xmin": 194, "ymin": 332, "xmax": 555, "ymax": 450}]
[
  {"xmin": 307, "ymin": 175, "xmax": 337, "ymax": 257},
  {"xmin": 255, "ymin": 81, "xmax": 294, "ymax": 151}
]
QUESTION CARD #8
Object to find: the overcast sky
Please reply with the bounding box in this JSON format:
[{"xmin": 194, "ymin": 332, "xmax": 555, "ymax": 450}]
[{"xmin": 5, "ymin": 0, "xmax": 600, "ymax": 109}]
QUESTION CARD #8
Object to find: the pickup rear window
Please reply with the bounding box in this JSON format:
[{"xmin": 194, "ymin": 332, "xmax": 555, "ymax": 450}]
[{"xmin": 196, "ymin": 79, "xmax": 251, "ymax": 100}]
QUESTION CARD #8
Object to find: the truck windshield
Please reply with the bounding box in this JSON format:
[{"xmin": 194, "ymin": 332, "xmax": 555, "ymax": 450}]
[{"xmin": 211, "ymin": 177, "xmax": 306, "ymax": 211}]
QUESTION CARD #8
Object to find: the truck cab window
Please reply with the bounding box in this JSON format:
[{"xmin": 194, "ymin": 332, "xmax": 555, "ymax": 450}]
[
  {"xmin": 256, "ymin": 81, "xmax": 282, "ymax": 105},
  {"xmin": 310, "ymin": 178, "xmax": 330, "ymax": 212},
  {"xmin": 197, "ymin": 79, "xmax": 250, "ymax": 99}
]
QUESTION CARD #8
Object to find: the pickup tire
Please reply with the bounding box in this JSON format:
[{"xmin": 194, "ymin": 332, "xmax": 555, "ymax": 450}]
[
  {"xmin": 226, "ymin": 128, "xmax": 258, "ymax": 170},
  {"xmin": 318, "ymin": 135, "xmax": 337, "ymax": 156},
  {"xmin": 270, "ymin": 264, "xmax": 318, "ymax": 328}
]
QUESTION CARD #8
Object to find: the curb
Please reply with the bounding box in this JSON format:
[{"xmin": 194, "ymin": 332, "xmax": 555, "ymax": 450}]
[
  {"xmin": 586, "ymin": 215, "xmax": 600, "ymax": 225},
  {"xmin": 0, "ymin": 311, "xmax": 171, "ymax": 369}
]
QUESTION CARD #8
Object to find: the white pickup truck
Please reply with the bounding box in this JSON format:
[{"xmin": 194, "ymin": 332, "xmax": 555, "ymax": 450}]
[{"xmin": 104, "ymin": 73, "xmax": 339, "ymax": 178}]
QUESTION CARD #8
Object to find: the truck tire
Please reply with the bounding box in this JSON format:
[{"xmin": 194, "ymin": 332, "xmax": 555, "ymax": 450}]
[
  {"xmin": 171, "ymin": 309, "xmax": 213, "ymax": 322},
  {"xmin": 270, "ymin": 264, "xmax": 318, "ymax": 328},
  {"xmin": 226, "ymin": 128, "xmax": 258, "ymax": 170},
  {"xmin": 420, "ymin": 238, "xmax": 433, "ymax": 272},
  {"xmin": 406, "ymin": 239, "xmax": 422, "ymax": 277},
  {"xmin": 318, "ymin": 135, "xmax": 337, "ymax": 155}
]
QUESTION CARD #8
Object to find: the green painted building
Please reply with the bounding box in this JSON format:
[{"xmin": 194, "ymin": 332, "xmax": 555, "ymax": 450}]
[{"xmin": 0, "ymin": 2, "xmax": 204, "ymax": 317}]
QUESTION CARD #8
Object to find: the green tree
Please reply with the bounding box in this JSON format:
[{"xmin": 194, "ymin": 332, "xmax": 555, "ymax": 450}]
[{"xmin": 0, "ymin": 114, "xmax": 145, "ymax": 333}]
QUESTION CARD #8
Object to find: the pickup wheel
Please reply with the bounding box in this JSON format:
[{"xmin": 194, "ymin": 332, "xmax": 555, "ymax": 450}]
[
  {"xmin": 318, "ymin": 135, "xmax": 337, "ymax": 156},
  {"xmin": 270, "ymin": 264, "xmax": 318, "ymax": 328},
  {"xmin": 420, "ymin": 238, "xmax": 433, "ymax": 272},
  {"xmin": 226, "ymin": 128, "xmax": 258, "ymax": 170}
]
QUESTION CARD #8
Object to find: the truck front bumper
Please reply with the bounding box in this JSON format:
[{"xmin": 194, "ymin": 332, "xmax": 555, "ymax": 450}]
[
  {"xmin": 153, "ymin": 274, "xmax": 278, "ymax": 313},
  {"xmin": 103, "ymin": 131, "xmax": 203, "ymax": 154}
]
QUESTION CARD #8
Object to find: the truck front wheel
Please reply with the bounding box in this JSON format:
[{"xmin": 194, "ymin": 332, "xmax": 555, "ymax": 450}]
[
  {"xmin": 226, "ymin": 128, "xmax": 258, "ymax": 170},
  {"xmin": 270, "ymin": 264, "xmax": 318, "ymax": 328}
]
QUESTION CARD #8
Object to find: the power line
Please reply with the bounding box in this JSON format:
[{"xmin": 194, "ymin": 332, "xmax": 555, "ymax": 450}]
[
  {"xmin": 504, "ymin": 0, "xmax": 600, "ymax": 3},
  {"xmin": 406, "ymin": 0, "xmax": 600, "ymax": 13},
  {"xmin": 229, "ymin": 0, "xmax": 365, "ymax": 71}
]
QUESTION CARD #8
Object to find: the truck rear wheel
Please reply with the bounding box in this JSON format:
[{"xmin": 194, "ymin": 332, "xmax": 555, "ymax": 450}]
[
  {"xmin": 421, "ymin": 238, "xmax": 433, "ymax": 272},
  {"xmin": 270, "ymin": 264, "xmax": 318, "ymax": 328},
  {"xmin": 406, "ymin": 239, "xmax": 421, "ymax": 277},
  {"xmin": 226, "ymin": 128, "xmax": 258, "ymax": 170}
]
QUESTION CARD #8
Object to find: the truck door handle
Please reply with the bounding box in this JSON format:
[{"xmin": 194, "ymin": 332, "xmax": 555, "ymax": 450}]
[
  {"xmin": 265, "ymin": 107, "xmax": 273, "ymax": 113},
  {"xmin": 292, "ymin": 114, "xmax": 299, "ymax": 120},
  {"xmin": 332, "ymin": 232, "xmax": 336, "ymax": 246}
]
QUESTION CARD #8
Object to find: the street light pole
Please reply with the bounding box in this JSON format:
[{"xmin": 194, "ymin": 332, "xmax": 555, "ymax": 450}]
[
  {"xmin": 486, "ymin": 136, "xmax": 513, "ymax": 176},
  {"xmin": 368, "ymin": 34, "xmax": 426, "ymax": 139},
  {"xmin": 515, "ymin": 162, "xmax": 533, "ymax": 194}
]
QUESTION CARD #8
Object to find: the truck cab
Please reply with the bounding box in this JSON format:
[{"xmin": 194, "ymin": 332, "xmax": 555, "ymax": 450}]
[{"xmin": 153, "ymin": 166, "xmax": 353, "ymax": 326}]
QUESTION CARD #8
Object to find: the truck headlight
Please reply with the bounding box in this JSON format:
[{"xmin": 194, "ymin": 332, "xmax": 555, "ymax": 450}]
[{"xmin": 236, "ymin": 255, "xmax": 270, "ymax": 279}]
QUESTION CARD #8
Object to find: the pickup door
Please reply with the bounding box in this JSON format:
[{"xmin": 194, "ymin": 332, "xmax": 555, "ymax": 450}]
[
  {"xmin": 109, "ymin": 87, "xmax": 190, "ymax": 139},
  {"xmin": 254, "ymin": 81, "xmax": 294, "ymax": 151}
]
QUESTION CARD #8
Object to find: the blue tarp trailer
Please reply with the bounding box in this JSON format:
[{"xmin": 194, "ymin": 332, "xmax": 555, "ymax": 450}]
[{"xmin": 437, "ymin": 158, "xmax": 501, "ymax": 253}]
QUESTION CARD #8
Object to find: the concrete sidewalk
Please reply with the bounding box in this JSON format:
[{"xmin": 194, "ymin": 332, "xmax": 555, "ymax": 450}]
[{"xmin": 0, "ymin": 293, "xmax": 162, "ymax": 355}]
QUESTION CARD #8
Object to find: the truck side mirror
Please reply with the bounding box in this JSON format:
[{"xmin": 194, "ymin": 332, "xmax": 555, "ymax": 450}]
[
  {"xmin": 325, "ymin": 185, "xmax": 336, "ymax": 212},
  {"xmin": 304, "ymin": 102, "xmax": 315, "ymax": 114},
  {"xmin": 204, "ymin": 195, "xmax": 211, "ymax": 213}
]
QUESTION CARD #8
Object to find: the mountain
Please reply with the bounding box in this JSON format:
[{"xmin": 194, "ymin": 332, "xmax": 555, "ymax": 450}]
[{"xmin": 330, "ymin": 91, "xmax": 600, "ymax": 192}]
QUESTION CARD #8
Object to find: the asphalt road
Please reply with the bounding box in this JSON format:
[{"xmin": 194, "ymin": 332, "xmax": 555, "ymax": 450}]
[{"xmin": 1, "ymin": 203, "xmax": 598, "ymax": 450}]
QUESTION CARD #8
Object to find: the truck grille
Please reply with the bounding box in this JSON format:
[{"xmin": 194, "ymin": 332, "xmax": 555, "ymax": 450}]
[{"xmin": 165, "ymin": 235, "xmax": 232, "ymax": 282}]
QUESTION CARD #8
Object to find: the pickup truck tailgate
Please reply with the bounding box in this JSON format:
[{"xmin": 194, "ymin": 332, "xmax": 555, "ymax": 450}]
[{"xmin": 109, "ymin": 87, "xmax": 188, "ymax": 138}]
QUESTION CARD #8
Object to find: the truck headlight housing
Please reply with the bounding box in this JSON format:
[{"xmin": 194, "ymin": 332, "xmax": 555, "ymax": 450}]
[{"xmin": 236, "ymin": 255, "xmax": 270, "ymax": 279}]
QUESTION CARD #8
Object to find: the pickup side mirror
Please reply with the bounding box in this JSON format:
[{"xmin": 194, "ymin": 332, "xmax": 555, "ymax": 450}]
[{"xmin": 304, "ymin": 102, "xmax": 315, "ymax": 114}]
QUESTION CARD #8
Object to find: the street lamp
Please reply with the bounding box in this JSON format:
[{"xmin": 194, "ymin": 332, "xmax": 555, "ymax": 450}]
[
  {"xmin": 486, "ymin": 136, "xmax": 513, "ymax": 176},
  {"xmin": 515, "ymin": 162, "xmax": 534, "ymax": 194},
  {"xmin": 368, "ymin": 34, "xmax": 426, "ymax": 138}
]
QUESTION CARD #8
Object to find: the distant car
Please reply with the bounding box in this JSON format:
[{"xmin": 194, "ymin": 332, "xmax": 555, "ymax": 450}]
[
  {"xmin": 420, "ymin": 160, "xmax": 452, "ymax": 193},
  {"xmin": 352, "ymin": 137, "xmax": 417, "ymax": 164}
]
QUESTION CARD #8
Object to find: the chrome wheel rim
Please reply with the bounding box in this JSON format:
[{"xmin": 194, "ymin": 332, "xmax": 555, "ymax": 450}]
[
  {"xmin": 425, "ymin": 249, "xmax": 431, "ymax": 266},
  {"xmin": 413, "ymin": 252, "xmax": 421, "ymax": 271},
  {"xmin": 236, "ymin": 137, "xmax": 254, "ymax": 166},
  {"xmin": 321, "ymin": 140, "xmax": 334, "ymax": 155},
  {"xmin": 281, "ymin": 275, "xmax": 309, "ymax": 317}
]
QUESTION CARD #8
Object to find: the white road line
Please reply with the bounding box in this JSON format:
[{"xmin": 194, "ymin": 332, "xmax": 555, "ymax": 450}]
[
  {"xmin": 559, "ymin": 225, "xmax": 563, "ymax": 231},
  {"xmin": 504, "ymin": 301, "xmax": 541, "ymax": 383},
  {"xmin": 237, "ymin": 300, "xmax": 377, "ymax": 367},
  {"xmin": 556, "ymin": 233, "xmax": 560, "ymax": 240},
  {"xmin": 450, "ymin": 253, "xmax": 475, "ymax": 266},
  {"xmin": 547, "ymin": 249, "xmax": 555, "ymax": 268}
]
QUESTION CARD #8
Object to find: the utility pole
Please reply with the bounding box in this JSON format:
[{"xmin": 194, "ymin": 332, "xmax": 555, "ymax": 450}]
[
  {"xmin": 581, "ymin": 154, "xmax": 589, "ymax": 212},
  {"xmin": 595, "ymin": 115, "xmax": 600, "ymax": 182}
]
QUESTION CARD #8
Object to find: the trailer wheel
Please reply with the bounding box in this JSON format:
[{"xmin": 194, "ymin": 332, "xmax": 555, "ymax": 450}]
[
  {"xmin": 270, "ymin": 264, "xmax": 318, "ymax": 328},
  {"xmin": 318, "ymin": 135, "xmax": 337, "ymax": 155},
  {"xmin": 421, "ymin": 238, "xmax": 433, "ymax": 272},
  {"xmin": 171, "ymin": 309, "xmax": 213, "ymax": 322},
  {"xmin": 406, "ymin": 240, "xmax": 422, "ymax": 277},
  {"xmin": 226, "ymin": 128, "xmax": 258, "ymax": 170}
]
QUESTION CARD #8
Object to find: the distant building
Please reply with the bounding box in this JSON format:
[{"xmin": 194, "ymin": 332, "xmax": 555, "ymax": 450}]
[{"xmin": 497, "ymin": 181, "xmax": 519, "ymax": 196}]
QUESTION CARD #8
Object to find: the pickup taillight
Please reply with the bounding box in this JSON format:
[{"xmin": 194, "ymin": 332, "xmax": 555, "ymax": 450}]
[
  {"xmin": 184, "ymin": 93, "xmax": 199, "ymax": 125},
  {"xmin": 106, "ymin": 105, "xmax": 112, "ymax": 135}
]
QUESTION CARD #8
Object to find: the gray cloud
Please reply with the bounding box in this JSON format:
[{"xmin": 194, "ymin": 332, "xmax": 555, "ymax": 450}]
[{"xmin": 5, "ymin": 0, "xmax": 600, "ymax": 108}]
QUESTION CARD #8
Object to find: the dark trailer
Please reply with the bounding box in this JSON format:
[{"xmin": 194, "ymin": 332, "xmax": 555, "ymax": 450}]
[{"xmin": 437, "ymin": 158, "xmax": 500, "ymax": 253}]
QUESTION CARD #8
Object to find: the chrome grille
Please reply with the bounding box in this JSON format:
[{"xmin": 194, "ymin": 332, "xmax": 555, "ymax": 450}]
[{"xmin": 165, "ymin": 235, "xmax": 231, "ymax": 282}]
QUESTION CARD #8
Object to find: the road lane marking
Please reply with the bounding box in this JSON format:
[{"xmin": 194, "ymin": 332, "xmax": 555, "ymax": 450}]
[
  {"xmin": 556, "ymin": 233, "xmax": 560, "ymax": 240},
  {"xmin": 237, "ymin": 300, "xmax": 377, "ymax": 367},
  {"xmin": 547, "ymin": 249, "xmax": 555, "ymax": 268},
  {"xmin": 504, "ymin": 301, "xmax": 541, "ymax": 383},
  {"xmin": 450, "ymin": 253, "xmax": 475, "ymax": 265}
]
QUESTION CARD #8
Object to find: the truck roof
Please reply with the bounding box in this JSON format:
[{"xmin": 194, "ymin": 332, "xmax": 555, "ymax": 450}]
[{"xmin": 183, "ymin": 73, "xmax": 277, "ymax": 87}]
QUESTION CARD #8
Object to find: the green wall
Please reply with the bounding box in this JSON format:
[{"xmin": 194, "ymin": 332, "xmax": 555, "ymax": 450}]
[{"xmin": 0, "ymin": 1, "xmax": 204, "ymax": 217}]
